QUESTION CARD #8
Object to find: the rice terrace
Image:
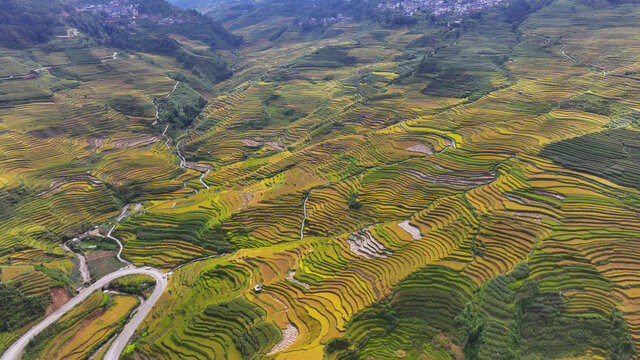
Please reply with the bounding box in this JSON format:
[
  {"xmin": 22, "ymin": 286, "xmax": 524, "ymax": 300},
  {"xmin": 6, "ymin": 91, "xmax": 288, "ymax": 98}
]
[{"xmin": 0, "ymin": 0, "xmax": 639, "ymax": 359}]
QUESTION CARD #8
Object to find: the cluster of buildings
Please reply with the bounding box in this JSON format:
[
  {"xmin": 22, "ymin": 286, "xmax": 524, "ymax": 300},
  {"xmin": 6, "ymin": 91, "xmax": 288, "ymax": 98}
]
[
  {"xmin": 297, "ymin": 13, "xmax": 353, "ymax": 27},
  {"xmin": 79, "ymin": 0, "xmax": 139, "ymax": 21},
  {"xmin": 377, "ymin": 0, "xmax": 507, "ymax": 17},
  {"xmin": 78, "ymin": 0, "xmax": 194, "ymax": 25}
]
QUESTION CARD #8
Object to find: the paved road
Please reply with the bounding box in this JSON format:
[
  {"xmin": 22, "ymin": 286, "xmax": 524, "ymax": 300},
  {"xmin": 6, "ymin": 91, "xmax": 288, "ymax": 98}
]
[
  {"xmin": 103, "ymin": 268, "xmax": 167, "ymax": 360},
  {"xmin": 1, "ymin": 267, "xmax": 167, "ymax": 360}
]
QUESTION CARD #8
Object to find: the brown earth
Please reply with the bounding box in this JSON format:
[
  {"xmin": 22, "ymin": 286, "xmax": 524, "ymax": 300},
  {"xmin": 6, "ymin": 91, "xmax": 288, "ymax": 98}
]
[
  {"xmin": 45, "ymin": 287, "xmax": 73, "ymax": 316},
  {"xmin": 86, "ymin": 250, "xmax": 116, "ymax": 261}
]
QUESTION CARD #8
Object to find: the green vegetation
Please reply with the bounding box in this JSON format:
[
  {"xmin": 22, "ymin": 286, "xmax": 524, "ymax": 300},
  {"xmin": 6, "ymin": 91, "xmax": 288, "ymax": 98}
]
[
  {"xmin": 157, "ymin": 83, "xmax": 207, "ymax": 128},
  {"xmin": 292, "ymin": 45, "xmax": 359, "ymax": 69},
  {"xmin": 0, "ymin": 283, "xmax": 49, "ymax": 332},
  {"xmin": 107, "ymin": 96, "xmax": 148, "ymax": 117},
  {"xmin": 421, "ymin": 70, "xmax": 496, "ymax": 99},
  {"xmin": 336, "ymin": 266, "xmax": 474, "ymax": 359},
  {"xmin": 109, "ymin": 274, "xmax": 156, "ymax": 296},
  {"xmin": 347, "ymin": 191, "xmax": 362, "ymax": 210},
  {"xmin": 202, "ymin": 298, "xmax": 282, "ymax": 359},
  {"xmin": 457, "ymin": 263, "xmax": 634, "ymax": 359},
  {"xmin": 540, "ymin": 128, "xmax": 640, "ymax": 189},
  {"xmin": 0, "ymin": 0, "xmax": 69, "ymax": 48}
]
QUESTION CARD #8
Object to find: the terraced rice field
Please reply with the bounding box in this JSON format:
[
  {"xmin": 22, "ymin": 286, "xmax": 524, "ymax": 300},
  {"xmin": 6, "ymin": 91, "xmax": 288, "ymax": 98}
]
[
  {"xmin": 120, "ymin": 2, "xmax": 640, "ymax": 358},
  {"xmin": 2, "ymin": 0, "xmax": 640, "ymax": 359},
  {"xmin": 0, "ymin": 40, "xmax": 220, "ymax": 351},
  {"xmin": 22, "ymin": 292, "xmax": 139, "ymax": 360}
]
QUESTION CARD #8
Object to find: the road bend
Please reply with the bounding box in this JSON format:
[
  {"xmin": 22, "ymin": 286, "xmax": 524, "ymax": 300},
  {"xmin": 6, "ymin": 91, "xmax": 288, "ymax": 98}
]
[{"xmin": 1, "ymin": 267, "xmax": 167, "ymax": 360}]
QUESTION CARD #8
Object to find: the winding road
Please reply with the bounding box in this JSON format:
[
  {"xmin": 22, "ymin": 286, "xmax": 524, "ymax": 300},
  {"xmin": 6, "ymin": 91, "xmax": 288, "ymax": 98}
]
[
  {"xmin": 102, "ymin": 268, "xmax": 167, "ymax": 360},
  {"xmin": 3, "ymin": 80, "xmax": 214, "ymax": 360},
  {"xmin": 0, "ymin": 267, "xmax": 167, "ymax": 360},
  {"xmin": 154, "ymin": 83, "xmax": 211, "ymax": 191},
  {"xmin": 175, "ymin": 131, "xmax": 211, "ymax": 191},
  {"xmin": 2, "ymin": 204, "xmax": 163, "ymax": 360},
  {"xmin": 106, "ymin": 206, "xmax": 133, "ymax": 267},
  {"xmin": 166, "ymin": 81, "xmax": 180, "ymax": 98},
  {"xmin": 161, "ymin": 124, "xmax": 170, "ymax": 150}
]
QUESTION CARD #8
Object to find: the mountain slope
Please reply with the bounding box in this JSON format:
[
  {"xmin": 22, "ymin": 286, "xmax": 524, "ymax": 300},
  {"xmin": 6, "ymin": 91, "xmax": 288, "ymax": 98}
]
[{"xmin": 2, "ymin": 0, "xmax": 640, "ymax": 359}]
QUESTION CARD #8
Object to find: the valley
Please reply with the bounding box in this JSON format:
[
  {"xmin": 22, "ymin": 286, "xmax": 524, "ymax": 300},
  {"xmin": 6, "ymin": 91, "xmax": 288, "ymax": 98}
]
[{"xmin": 1, "ymin": 0, "xmax": 640, "ymax": 359}]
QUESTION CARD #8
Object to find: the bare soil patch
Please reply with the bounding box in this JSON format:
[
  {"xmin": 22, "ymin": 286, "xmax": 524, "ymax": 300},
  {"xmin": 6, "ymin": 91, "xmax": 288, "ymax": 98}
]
[
  {"xmin": 241, "ymin": 139, "xmax": 261, "ymax": 147},
  {"xmin": 45, "ymin": 287, "xmax": 72, "ymax": 316},
  {"xmin": 266, "ymin": 141, "xmax": 285, "ymax": 151},
  {"xmin": 397, "ymin": 220, "xmax": 422, "ymax": 239},
  {"xmin": 86, "ymin": 250, "xmax": 116, "ymax": 262},
  {"xmin": 267, "ymin": 324, "xmax": 299, "ymax": 355},
  {"xmin": 405, "ymin": 143, "xmax": 434, "ymax": 154},
  {"xmin": 404, "ymin": 169, "xmax": 494, "ymax": 188},
  {"xmin": 346, "ymin": 228, "xmax": 391, "ymax": 259},
  {"xmin": 111, "ymin": 135, "xmax": 161, "ymax": 149}
]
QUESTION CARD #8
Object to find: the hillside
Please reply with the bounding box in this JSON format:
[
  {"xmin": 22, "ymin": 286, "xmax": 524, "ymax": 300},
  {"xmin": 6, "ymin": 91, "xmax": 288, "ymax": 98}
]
[
  {"xmin": 0, "ymin": 0, "xmax": 240, "ymax": 84},
  {"xmin": 167, "ymin": 0, "xmax": 245, "ymax": 12},
  {"xmin": 0, "ymin": 0, "xmax": 74, "ymax": 48},
  {"xmin": 1, "ymin": 0, "xmax": 640, "ymax": 359}
]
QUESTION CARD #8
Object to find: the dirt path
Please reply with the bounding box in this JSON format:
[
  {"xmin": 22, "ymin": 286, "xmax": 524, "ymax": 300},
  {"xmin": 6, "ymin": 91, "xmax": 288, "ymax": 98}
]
[
  {"xmin": 101, "ymin": 52, "xmax": 118, "ymax": 63},
  {"xmin": 57, "ymin": 28, "xmax": 79, "ymax": 38},
  {"xmin": 285, "ymin": 270, "xmax": 310, "ymax": 290},
  {"xmin": 153, "ymin": 83, "xmax": 210, "ymax": 192},
  {"xmin": 106, "ymin": 205, "xmax": 133, "ymax": 267},
  {"xmin": 152, "ymin": 99, "xmax": 160, "ymax": 126},
  {"xmin": 176, "ymin": 136, "xmax": 188, "ymax": 169},
  {"xmin": 268, "ymin": 324, "xmax": 299, "ymax": 355},
  {"xmin": 176, "ymin": 131, "xmax": 210, "ymax": 191},
  {"xmin": 560, "ymin": 46, "xmax": 577, "ymax": 63},
  {"xmin": 199, "ymin": 169, "xmax": 210, "ymax": 189},
  {"xmin": 61, "ymin": 242, "xmax": 91, "ymax": 284},
  {"xmin": 560, "ymin": 45, "xmax": 606, "ymax": 75},
  {"xmin": 161, "ymin": 124, "xmax": 170, "ymax": 149},
  {"xmin": 266, "ymin": 294, "xmax": 299, "ymax": 355},
  {"xmin": 166, "ymin": 81, "xmax": 180, "ymax": 98},
  {"xmin": 170, "ymin": 254, "xmax": 221, "ymax": 273},
  {"xmin": 300, "ymin": 191, "xmax": 311, "ymax": 239}
]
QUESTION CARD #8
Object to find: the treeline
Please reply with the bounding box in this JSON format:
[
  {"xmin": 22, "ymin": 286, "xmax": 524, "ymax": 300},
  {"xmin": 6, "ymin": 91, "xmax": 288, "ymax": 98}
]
[
  {"xmin": 121, "ymin": 0, "xmax": 242, "ymax": 49},
  {"xmin": 157, "ymin": 82, "xmax": 207, "ymax": 128},
  {"xmin": 456, "ymin": 263, "xmax": 634, "ymax": 359},
  {"xmin": 332, "ymin": 263, "xmax": 635, "ymax": 360},
  {"xmin": 0, "ymin": 282, "xmax": 49, "ymax": 332},
  {"xmin": 206, "ymin": 0, "xmax": 379, "ymax": 33},
  {"xmin": 109, "ymin": 275, "xmax": 156, "ymax": 296},
  {"xmin": 500, "ymin": 0, "xmax": 554, "ymax": 28},
  {"xmin": 0, "ymin": 0, "xmax": 240, "ymax": 66},
  {"xmin": 0, "ymin": 0, "xmax": 69, "ymax": 48},
  {"xmin": 203, "ymin": 298, "xmax": 282, "ymax": 359},
  {"xmin": 0, "ymin": 186, "xmax": 29, "ymax": 222},
  {"xmin": 0, "ymin": 0, "xmax": 240, "ymax": 85}
]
